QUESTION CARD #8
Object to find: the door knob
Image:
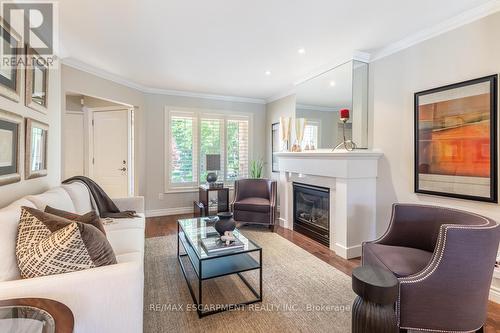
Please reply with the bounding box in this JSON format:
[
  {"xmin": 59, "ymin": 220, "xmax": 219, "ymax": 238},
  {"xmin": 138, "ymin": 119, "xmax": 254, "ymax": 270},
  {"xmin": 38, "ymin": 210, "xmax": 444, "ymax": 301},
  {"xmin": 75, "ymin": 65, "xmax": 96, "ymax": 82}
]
[{"xmin": 118, "ymin": 167, "xmax": 127, "ymax": 172}]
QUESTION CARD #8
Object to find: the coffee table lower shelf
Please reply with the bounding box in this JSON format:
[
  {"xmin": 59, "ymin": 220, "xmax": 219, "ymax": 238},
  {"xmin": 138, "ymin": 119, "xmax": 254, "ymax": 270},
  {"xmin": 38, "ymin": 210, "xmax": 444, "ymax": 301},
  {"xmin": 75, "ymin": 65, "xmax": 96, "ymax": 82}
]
[{"xmin": 177, "ymin": 228, "xmax": 262, "ymax": 318}]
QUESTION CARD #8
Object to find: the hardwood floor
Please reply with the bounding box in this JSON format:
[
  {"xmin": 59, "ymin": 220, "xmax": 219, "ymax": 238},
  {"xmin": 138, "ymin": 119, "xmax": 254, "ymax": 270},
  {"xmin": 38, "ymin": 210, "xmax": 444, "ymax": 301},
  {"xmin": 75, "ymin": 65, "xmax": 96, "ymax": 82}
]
[{"xmin": 145, "ymin": 215, "xmax": 500, "ymax": 332}]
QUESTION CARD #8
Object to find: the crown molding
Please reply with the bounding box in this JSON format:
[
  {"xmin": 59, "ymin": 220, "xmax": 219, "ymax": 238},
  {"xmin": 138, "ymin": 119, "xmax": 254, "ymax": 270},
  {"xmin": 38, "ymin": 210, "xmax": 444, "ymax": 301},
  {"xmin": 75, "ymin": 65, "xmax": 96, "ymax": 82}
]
[
  {"xmin": 61, "ymin": 58, "xmax": 266, "ymax": 104},
  {"xmin": 372, "ymin": 0, "xmax": 500, "ymax": 61}
]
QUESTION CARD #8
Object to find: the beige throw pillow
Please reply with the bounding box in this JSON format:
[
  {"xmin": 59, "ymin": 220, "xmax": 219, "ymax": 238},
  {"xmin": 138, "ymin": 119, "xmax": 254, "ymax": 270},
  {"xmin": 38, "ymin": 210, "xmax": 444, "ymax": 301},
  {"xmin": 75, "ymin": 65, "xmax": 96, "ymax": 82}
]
[{"xmin": 16, "ymin": 206, "xmax": 116, "ymax": 279}]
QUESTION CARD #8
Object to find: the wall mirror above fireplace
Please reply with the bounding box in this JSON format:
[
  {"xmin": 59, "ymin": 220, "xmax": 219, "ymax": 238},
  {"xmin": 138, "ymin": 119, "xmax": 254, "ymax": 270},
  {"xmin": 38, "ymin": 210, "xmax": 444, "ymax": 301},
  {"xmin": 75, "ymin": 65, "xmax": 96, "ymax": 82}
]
[{"xmin": 295, "ymin": 60, "xmax": 368, "ymax": 149}]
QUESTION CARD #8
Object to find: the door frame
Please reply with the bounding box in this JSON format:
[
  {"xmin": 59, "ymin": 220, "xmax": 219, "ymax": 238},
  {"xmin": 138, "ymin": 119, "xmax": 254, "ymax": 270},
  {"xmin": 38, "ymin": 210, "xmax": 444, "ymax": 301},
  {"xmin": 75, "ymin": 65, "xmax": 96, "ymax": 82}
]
[{"xmin": 86, "ymin": 106, "xmax": 135, "ymax": 197}]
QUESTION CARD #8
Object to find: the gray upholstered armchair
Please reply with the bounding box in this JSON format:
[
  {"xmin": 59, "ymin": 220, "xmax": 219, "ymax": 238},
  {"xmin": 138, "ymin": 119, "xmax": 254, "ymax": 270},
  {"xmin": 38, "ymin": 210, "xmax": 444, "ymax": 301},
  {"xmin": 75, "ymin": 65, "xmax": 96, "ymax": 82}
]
[
  {"xmin": 231, "ymin": 179, "xmax": 277, "ymax": 231},
  {"xmin": 362, "ymin": 203, "xmax": 500, "ymax": 333}
]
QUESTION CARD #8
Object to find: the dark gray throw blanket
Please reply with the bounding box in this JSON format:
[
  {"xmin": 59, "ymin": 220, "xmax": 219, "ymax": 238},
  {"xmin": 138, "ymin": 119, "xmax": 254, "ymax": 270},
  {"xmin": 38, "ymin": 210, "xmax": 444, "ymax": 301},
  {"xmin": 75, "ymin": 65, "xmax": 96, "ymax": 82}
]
[{"xmin": 63, "ymin": 176, "xmax": 137, "ymax": 218}]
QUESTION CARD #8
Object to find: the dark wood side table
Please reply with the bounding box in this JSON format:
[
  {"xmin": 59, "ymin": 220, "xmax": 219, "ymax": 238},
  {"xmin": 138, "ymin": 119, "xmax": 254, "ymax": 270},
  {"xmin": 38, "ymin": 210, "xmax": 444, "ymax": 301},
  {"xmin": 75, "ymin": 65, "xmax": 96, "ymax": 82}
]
[
  {"xmin": 0, "ymin": 298, "xmax": 74, "ymax": 333},
  {"xmin": 198, "ymin": 184, "xmax": 229, "ymax": 216},
  {"xmin": 351, "ymin": 265, "xmax": 399, "ymax": 333}
]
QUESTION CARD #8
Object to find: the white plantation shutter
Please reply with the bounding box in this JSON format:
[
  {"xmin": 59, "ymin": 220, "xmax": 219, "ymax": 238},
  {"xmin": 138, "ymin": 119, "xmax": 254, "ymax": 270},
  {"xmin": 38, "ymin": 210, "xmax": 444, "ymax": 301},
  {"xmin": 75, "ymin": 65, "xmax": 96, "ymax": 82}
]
[
  {"xmin": 169, "ymin": 112, "xmax": 198, "ymax": 187},
  {"xmin": 165, "ymin": 110, "xmax": 250, "ymax": 191},
  {"xmin": 199, "ymin": 117, "xmax": 224, "ymax": 182},
  {"xmin": 226, "ymin": 118, "xmax": 249, "ymax": 180}
]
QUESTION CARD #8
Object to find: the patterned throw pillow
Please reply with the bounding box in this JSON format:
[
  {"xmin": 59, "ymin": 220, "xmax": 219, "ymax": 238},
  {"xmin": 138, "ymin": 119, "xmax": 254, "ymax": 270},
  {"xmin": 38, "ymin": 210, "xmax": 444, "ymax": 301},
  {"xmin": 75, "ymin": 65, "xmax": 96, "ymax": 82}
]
[
  {"xmin": 44, "ymin": 205, "xmax": 106, "ymax": 235},
  {"xmin": 16, "ymin": 206, "xmax": 117, "ymax": 279}
]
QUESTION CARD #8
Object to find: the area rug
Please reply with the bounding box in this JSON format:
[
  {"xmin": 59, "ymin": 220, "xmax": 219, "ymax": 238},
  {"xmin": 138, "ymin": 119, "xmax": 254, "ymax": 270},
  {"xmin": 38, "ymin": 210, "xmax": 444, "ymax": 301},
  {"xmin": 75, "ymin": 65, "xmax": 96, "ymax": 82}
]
[{"xmin": 143, "ymin": 229, "xmax": 355, "ymax": 333}]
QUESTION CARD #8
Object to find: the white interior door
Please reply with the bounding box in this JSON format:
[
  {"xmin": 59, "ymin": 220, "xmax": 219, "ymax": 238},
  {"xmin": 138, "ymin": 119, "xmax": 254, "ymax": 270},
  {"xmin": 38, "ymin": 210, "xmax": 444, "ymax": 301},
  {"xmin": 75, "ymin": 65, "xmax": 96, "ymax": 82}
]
[{"xmin": 91, "ymin": 109, "xmax": 130, "ymax": 198}]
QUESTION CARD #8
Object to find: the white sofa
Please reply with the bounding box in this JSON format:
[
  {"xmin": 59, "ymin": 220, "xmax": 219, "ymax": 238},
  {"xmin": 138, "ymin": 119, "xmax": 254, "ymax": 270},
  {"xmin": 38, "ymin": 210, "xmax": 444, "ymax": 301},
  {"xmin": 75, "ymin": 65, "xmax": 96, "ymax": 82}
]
[{"xmin": 0, "ymin": 183, "xmax": 145, "ymax": 333}]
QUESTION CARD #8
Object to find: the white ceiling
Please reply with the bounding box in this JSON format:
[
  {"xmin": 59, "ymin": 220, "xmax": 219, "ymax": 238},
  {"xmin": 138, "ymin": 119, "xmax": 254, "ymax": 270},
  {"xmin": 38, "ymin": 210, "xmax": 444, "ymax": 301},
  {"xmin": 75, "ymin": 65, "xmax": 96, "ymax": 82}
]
[{"xmin": 59, "ymin": 0, "xmax": 494, "ymax": 100}]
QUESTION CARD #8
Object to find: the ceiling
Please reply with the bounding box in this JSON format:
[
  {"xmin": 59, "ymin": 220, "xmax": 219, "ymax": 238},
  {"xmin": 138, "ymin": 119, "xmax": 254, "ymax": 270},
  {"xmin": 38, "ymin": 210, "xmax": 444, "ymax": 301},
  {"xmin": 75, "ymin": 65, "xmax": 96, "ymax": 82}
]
[{"xmin": 59, "ymin": 0, "xmax": 493, "ymax": 100}]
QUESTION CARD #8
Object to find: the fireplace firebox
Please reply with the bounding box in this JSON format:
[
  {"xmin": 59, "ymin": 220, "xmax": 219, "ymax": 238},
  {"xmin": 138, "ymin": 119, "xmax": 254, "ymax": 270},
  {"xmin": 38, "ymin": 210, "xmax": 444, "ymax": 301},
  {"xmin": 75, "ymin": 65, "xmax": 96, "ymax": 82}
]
[{"xmin": 293, "ymin": 182, "xmax": 330, "ymax": 246}]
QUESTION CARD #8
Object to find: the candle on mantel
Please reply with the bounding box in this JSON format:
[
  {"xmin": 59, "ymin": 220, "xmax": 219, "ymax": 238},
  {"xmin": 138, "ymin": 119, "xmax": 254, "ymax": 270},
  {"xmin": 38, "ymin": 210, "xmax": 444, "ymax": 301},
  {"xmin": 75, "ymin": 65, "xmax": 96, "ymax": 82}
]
[{"xmin": 340, "ymin": 109, "xmax": 350, "ymax": 120}]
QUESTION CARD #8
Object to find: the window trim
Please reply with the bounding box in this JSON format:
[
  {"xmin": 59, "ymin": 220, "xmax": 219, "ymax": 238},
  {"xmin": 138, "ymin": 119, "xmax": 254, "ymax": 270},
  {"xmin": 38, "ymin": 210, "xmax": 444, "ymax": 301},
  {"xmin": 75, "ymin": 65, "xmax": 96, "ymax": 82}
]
[{"xmin": 164, "ymin": 106, "xmax": 253, "ymax": 193}]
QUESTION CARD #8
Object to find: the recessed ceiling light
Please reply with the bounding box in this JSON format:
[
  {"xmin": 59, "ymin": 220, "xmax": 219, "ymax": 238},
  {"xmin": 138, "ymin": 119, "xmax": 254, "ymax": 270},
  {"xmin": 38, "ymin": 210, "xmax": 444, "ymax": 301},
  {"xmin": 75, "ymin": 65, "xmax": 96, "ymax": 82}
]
[
  {"xmin": 329, "ymin": 81, "xmax": 336, "ymax": 87},
  {"xmin": 298, "ymin": 48, "xmax": 305, "ymax": 54},
  {"xmin": 265, "ymin": 70, "xmax": 271, "ymax": 76}
]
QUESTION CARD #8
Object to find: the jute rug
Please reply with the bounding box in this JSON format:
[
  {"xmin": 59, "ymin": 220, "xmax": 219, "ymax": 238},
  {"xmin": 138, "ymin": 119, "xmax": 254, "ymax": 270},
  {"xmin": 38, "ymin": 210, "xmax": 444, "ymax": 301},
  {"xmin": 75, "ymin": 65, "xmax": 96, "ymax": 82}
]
[{"xmin": 143, "ymin": 228, "xmax": 355, "ymax": 333}]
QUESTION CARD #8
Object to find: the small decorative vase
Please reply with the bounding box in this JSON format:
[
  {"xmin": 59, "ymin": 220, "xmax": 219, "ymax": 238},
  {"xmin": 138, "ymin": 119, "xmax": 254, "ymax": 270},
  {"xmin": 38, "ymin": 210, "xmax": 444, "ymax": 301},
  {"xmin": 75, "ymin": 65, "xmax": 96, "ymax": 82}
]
[{"xmin": 215, "ymin": 212, "xmax": 236, "ymax": 236}]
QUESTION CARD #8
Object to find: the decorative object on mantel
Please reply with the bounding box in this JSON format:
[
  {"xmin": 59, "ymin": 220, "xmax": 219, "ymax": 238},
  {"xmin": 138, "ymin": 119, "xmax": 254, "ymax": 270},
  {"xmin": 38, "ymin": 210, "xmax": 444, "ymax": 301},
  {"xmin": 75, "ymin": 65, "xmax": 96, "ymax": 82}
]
[
  {"xmin": 292, "ymin": 118, "xmax": 306, "ymax": 152},
  {"xmin": 333, "ymin": 109, "xmax": 357, "ymax": 151},
  {"xmin": 415, "ymin": 75, "xmax": 498, "ymax": 203},
  {"xmin": 279, "ymin": 116, "xmax": 291, "ymax": 151},
  {"xmin": 0, "ymin": 110, "xmax": 22, "ymax": 186},
  {"xmin": 205, "ymin": 154, "xmax": 220, "ymax": 183},
  {"xmin": 25, "ymin": 118, "xmax": 48, "ymax": 179}
]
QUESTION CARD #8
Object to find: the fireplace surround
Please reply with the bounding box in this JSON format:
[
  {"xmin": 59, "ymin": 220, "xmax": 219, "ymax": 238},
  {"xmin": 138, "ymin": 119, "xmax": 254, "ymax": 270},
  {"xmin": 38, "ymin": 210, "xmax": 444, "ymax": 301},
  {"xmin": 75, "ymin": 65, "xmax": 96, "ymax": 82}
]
[{"xmin": 274, "ymin": 149, "xmax": 383, "ymax": 259}]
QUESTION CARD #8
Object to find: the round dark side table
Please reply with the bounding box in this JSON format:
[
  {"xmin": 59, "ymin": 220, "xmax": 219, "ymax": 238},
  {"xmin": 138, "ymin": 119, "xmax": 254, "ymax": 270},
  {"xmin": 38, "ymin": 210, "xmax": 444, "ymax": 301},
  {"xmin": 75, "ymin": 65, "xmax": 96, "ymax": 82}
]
[
  {"xmin": 352, "ymin": 265, "xmax": 399, "ymax": 333},
  {"xmin": 0, "ymin": 298, "xmax": 74, "ymax": 333}
]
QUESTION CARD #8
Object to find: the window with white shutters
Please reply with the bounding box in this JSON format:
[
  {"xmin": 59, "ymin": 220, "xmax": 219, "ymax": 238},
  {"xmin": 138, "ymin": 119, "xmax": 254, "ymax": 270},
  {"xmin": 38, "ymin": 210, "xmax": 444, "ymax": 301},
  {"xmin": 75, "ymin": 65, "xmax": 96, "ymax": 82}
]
[
  {"xmin": 199, "ymin": 117, "xmax": 224, "ymax": 182},
  {"xmin": 169, "ymin": 112, "xmax": 198, "ymax": 187},
  {"xmin": 226, "ymin": 118, "xmax": 249, "ymax": 180},
  {"xmin": 303, "ymin": 120, "xmax": 320, "ymax": 149},
  {"xmin": 166, "ymin": 109, "xmax": 250, "ymax": 190}
]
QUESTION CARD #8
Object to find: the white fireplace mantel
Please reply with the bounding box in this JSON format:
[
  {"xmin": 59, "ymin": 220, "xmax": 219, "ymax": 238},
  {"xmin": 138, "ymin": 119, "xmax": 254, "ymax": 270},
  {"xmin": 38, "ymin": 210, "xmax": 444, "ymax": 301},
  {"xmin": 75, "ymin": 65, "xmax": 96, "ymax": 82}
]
[{"xmin": 274, "ymin": 149, "xmax": 383, "ymax": 259}]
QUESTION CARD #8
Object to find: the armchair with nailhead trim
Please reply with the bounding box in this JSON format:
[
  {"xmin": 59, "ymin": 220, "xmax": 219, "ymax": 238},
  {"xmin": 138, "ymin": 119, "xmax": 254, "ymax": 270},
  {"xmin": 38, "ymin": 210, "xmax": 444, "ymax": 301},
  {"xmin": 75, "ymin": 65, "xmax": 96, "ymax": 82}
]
[{"xmin": 362, "ymin": 203, "xmax": 500, "ymax": 333}]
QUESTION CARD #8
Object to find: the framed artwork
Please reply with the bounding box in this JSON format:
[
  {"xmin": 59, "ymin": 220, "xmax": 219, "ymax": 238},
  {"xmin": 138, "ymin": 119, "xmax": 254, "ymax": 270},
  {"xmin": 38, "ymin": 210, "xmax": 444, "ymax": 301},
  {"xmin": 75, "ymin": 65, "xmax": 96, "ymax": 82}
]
[
  {"xmin": 0, "ymin": 110, "xmax": 22, "ymax": 185},
  {"xmin": 0, "ymin": 19, "xmax": 22, "ymax": 102},
  {"xmin": 272, "ymin": 122, "xmax": 280, "ymax": 172},
  {"xmin": 414, "ymin": 75, "xmax": 498, "ymax": 202},
  {"xmin": 25, "ymin": 48, "xmax": 49, "ymax": 113},
  {"xmin": 25, "ymin": 118, "xmax": 48, "ymax": 179}
]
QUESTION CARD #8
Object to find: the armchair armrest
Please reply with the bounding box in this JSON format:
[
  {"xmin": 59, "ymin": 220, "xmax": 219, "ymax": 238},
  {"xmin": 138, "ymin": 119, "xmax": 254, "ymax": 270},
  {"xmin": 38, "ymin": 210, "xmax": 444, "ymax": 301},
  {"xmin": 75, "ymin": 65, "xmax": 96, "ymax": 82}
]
[
  {"xmin": 0, "ymin": 258, "xmax": 144, "ymax": 333},
  {"xmin": 112, "ymin": 196, "xmax": 144, "ymax": 214},
  {"xmin": 397, "ymin": 221, "xmax": 499, "ymax": 330}
]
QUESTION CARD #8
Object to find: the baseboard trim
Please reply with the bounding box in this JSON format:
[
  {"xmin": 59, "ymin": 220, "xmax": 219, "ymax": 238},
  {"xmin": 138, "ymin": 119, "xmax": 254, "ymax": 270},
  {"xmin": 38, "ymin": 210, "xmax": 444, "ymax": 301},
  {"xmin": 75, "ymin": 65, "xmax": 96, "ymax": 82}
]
[
  {"xmin": 333, "ymin": 243, "xmax": 362, "ymax": 259},
  {"xmin": 146, "ymin": 207, "xmax": 193, "ymax": 217}
]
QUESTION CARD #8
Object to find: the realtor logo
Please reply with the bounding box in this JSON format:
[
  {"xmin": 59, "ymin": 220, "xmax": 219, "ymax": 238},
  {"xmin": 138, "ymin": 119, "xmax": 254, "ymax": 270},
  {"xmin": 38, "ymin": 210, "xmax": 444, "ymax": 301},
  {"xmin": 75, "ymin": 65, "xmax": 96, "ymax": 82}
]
[{"xmin": 1, "ymin": 1, "xmax": 56, "ymax": 55}]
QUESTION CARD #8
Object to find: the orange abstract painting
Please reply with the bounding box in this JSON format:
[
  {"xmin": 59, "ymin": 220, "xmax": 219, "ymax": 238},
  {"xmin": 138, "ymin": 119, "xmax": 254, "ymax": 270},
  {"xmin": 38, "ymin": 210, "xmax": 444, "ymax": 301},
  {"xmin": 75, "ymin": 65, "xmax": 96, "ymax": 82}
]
[{"xmin": 415, "ymin": 75, "xmax": 497, "ymax": 202}]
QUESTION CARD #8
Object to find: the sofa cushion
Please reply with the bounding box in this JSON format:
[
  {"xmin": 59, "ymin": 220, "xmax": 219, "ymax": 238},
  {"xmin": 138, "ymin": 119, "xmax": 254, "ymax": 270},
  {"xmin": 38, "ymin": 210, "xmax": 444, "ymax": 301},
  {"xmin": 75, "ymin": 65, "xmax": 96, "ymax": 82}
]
[
  {"xmin": 234, "ymin": 197, "xmax": 271, "ymax": 213},
  {"xmin": 45, "ymin": 206, "xmax": 106, "ymax": 235},
  {"xmin": 0, "ymin": 199, "xmax": 37, "ymax": 281},
  {"xmin": 26, "ymin": 187, "xmax": 76, "ymax": 213},
  {"xmin": 363, "ymin": 243, "xmax": 433, "ymax": 278},
  {"xmin": 62, "ymin": 182, "xmax": 93, "ymax": 214},
  {"xmin": 16, "ymin": 207, "xmax": 116, "ymax": 279},
  {"xmin": 102, "ymin": 214, "xmax": 145, "ymax": 232}
]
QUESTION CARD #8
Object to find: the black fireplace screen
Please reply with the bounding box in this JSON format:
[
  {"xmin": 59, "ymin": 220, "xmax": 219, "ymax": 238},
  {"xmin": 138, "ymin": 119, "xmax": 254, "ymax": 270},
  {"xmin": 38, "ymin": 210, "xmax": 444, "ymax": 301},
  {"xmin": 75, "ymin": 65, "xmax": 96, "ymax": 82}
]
[{"xmin": 293, "ymin": 183, "xmax": 330, "ymax": 246}]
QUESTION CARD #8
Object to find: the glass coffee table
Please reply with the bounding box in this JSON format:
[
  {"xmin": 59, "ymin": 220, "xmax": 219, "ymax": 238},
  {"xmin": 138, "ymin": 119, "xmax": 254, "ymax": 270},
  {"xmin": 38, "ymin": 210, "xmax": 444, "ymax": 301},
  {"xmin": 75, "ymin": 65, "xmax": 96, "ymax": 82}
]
[{"xmin": 177, "ymin": 217, "xmax": 262, "ymax": 317}]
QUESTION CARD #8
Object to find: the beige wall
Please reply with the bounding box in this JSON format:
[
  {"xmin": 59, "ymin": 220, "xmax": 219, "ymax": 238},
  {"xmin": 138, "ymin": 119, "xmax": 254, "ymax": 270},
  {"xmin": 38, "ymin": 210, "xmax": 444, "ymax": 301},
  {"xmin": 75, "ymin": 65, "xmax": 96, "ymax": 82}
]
[
  {"xmin": 370, "ymin": 12, "xmax": 500, "ymax": 234},
  {"xmin": 145, "ymin": 93, "xmax": 266, "ymax": 212},
  {"xmin": 61, "ymin": 65, "xmax": 147, "ymax": 197},
  {"xmin": 0, "ymin": 63, "xmax": 61, "ymax": 207}
]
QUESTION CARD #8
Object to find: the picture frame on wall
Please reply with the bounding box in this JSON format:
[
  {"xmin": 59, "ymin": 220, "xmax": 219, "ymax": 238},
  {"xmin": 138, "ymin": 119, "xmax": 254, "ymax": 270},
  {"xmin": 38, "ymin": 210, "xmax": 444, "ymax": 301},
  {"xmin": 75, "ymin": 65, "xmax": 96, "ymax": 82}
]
[
  {"xmin": 272, "ymin": 122, "xmax": 280, "ymax": 172},
  {"xmin": 25, "ymin": 118, "xmax": 48, "ymax": 179},
  {"xmin": 25, "ymin": 48, "xmax": 49, "ymax": 113},
  {"xmin": 414, "ymin": 74, "xmax": 498, "ymax": 203},
  {"xmin": 0, "ymin": 110, "xmax": 22, "ymax": 186},
  {"xmin": 0, "ymin": 18, "xmax": 22, "ymax": 102}
]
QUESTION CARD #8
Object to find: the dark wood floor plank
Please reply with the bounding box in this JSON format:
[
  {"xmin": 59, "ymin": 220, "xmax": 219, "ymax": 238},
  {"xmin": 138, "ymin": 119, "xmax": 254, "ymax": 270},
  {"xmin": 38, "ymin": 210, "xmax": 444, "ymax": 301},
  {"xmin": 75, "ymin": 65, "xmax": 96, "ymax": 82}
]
[{"xmin": 145, "ymin": 214, "xmax": 499, "ymax": 331}]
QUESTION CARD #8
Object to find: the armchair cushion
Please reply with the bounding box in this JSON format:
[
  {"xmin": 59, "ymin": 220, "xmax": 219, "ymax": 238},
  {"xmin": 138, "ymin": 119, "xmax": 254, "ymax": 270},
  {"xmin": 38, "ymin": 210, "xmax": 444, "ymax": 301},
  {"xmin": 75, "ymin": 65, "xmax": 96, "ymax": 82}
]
[
  {"xmin": 363, "ymin": 243, "xmax": 433, "ymax": 278},
  {"xmin": 234, "ymin": 197, "xmax": 271, "ymax": 213}
]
